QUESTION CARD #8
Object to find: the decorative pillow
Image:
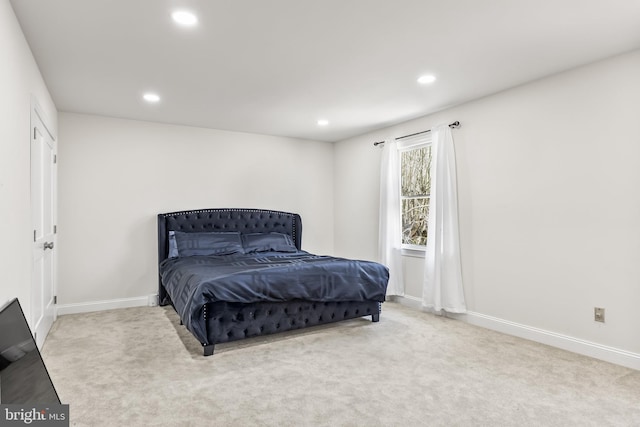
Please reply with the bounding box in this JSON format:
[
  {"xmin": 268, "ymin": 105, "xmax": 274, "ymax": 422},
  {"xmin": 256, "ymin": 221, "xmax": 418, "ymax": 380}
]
[
  {"xmin": 168, "ymin": 231, "xmax": 179, "ymax": 258},
  {"xmin": 171, "ymin": 231, "xmax": 244, "ymax": 257},
  {"xmin": 242, "ymin": 232, "xmax": 298, "ymax": 253}
]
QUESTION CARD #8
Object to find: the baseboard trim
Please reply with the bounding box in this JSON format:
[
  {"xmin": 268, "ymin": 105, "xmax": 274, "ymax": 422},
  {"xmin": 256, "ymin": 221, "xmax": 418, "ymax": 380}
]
[
  {"xmin": 389, "ymin": 294, "xmax": 423, "ymax": 310},
  {"xmin": 56, "ymin": 295, "xmax": 158, "ymax": 316},
  {"xmin": 390, "ymin": 295, "xmax": 640, "ymax": 371}
]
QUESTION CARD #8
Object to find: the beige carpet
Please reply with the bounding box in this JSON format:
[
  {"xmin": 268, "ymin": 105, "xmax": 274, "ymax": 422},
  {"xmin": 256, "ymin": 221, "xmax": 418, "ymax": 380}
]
[{"xmin": 41, "ymin": 303, "xmax": 640, "ymax": 426}]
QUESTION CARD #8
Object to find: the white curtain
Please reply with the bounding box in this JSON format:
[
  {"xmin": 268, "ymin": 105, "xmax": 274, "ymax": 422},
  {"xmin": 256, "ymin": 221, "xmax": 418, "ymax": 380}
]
[
  {"xmin": 422, "ymin": 125, "xmax": 466, "ymax": 313},
  {"xmin": 379, "ymin": 139, "xmax": 404, "ymax": 296}
]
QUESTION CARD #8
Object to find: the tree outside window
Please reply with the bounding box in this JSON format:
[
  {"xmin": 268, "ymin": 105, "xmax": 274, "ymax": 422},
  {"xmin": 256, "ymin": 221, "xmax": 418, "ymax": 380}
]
[{"xmin": 400, "ymin": 144, "xmax": 431, "ymax": 247}]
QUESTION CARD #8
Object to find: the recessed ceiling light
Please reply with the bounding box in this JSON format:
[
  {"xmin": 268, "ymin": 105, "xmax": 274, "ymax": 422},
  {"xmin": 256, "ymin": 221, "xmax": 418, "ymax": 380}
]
[
  {"xmin": 172, "ymin": 10, "xmax": 198, "ymax": 26},
  {"xmin": 317, "ymin": 119, "xmax": 329, "ymax": 126},
  {"xmin": 417, "ymin": 75, "xmax": 436, "ymax": 84},
  {"xmin": 143, "ymin": 93, "xmax": 160, "ymax": 103}
]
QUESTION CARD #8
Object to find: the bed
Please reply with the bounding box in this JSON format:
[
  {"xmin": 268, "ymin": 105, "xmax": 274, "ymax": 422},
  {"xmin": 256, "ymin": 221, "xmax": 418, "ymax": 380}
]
[{"xmin": 157, "ymin": 208, "xmax": 389, "ymax": 356}]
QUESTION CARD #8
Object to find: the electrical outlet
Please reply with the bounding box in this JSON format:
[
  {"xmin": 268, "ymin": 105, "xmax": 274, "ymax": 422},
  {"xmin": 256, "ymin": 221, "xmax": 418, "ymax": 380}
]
[{"xmin": 594, "ymin": 307, "xmax": 605, "ymax": 323}]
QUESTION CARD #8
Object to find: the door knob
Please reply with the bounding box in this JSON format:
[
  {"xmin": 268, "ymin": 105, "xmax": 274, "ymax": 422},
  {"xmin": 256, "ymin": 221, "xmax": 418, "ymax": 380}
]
[{"xmin": 43, "ymin": 242, "xmax": 54, "ymax": 250}]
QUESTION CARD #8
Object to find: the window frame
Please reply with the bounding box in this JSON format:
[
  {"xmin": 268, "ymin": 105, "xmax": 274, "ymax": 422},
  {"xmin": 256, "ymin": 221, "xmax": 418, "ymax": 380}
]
[{"xmin": 397, "ymin": 135, "xmax": 432, "ymax": 254}]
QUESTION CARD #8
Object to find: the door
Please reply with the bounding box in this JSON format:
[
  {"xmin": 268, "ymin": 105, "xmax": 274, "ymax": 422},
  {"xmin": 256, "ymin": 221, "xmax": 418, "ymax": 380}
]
[{"xmin": 31, "ymin": 102, "xmax": 57, "ymax": 349}]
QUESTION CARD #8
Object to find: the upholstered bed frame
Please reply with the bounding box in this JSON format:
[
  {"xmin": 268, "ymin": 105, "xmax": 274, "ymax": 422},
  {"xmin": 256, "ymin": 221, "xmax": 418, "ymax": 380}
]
[{"xmin": 158, "ymin": 208, "xmax": 381, "ymax": 356}]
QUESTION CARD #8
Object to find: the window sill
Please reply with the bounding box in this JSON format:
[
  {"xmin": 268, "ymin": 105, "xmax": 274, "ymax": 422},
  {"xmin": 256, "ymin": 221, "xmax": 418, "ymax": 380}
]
[{"xmin": 401, "ymin": 246, "xmax": 426, "ymax": 258}]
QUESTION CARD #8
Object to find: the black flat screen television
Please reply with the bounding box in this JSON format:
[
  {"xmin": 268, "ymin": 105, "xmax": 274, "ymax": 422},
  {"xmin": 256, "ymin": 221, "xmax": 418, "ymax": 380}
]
[{"xmin": 0, "ymin": 298, "xmax": 60, "ymax": 404}]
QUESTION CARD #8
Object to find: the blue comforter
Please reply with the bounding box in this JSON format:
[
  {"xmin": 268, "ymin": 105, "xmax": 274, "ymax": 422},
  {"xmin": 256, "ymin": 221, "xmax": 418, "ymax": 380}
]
[{"xmin": 159, "ymin": 251, "xmax": 389, "ymax": 343}]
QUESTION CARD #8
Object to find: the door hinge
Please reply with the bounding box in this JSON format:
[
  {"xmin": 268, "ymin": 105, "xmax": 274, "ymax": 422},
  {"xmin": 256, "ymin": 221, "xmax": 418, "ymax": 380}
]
[
  {"xmin": 33, "ymin": 127, "xmax": 37, "ymax": 139},
  {"xmin": 54, "ymin": 225, "xmax": 57, "ymax": 234},
  {"xmin": 54, "ymin": 155, "xmax": 57, "ymax": 164},
  {"xmin": 34, "ymin": 230, "xmax": 36, "ymax": 242},
  {"xmin": 54, "ymin": 296, "xmax": 57, "ymax": 304}
]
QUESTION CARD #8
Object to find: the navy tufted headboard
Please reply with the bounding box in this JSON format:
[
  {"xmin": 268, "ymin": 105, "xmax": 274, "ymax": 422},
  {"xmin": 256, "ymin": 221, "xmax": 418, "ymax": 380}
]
[{"xmin": 157, "ymin": 208, "xmax": 303, "ymax": 305}]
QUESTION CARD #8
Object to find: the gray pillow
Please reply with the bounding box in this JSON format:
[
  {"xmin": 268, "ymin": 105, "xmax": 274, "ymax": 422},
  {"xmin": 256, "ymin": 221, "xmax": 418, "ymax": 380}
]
[
  {"xmin": 170, "ymin": 231, "xmax": 244, "ymax": 257},
  {"xmin": 242, "ymin": 232, "xmax": 297, "ymax": 253},
  {"xmin": 168, "ymin": 231, "xmax": 179, "ymax": 258}
]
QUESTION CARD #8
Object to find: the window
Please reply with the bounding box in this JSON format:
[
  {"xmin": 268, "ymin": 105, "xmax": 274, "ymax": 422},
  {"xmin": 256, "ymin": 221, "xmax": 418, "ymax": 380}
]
[{"xmin": 399, "ymin": 138, "xmax": 432, "ymax": 249}]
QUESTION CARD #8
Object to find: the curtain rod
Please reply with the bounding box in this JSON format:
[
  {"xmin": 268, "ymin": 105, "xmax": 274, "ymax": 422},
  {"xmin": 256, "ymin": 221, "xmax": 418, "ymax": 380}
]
[{"xmin": 373, "ymin": 121, "xmax": 460, "ymax": 146}]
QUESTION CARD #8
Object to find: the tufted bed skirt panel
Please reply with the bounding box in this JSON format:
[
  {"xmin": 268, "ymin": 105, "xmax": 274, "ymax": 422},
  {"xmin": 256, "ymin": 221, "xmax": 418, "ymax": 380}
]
[{"xmin": 204, "ymin": 300, "xmax": 381, "ymax": 346}]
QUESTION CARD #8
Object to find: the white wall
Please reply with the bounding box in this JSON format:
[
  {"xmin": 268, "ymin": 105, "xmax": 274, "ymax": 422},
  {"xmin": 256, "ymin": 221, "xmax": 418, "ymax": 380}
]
[
  {"xmin": 0, "ymin": 0, "xmax": 57, "ymax": 322},
  {"xmin": 57, "ymin": 113, "xmax": 334, "ymax": 305},
  {"xmin": 334, "ymin": 49, "xmax": 640, "ymax": 356}
]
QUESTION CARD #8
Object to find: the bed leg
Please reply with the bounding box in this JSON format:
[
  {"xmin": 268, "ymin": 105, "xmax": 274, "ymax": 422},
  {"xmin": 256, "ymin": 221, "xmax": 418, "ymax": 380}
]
[
  {"xmin": 372, "ymin": 314, "xmax": 380, "ymax": 322},
  {"xmin": 203, "ymin": 344, "xmax": 215, "ymax": 356}
]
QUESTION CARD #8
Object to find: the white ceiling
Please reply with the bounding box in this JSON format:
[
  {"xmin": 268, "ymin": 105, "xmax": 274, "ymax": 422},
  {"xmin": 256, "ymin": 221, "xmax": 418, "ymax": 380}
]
[{"xmin": 10, "ymin": 0, "xmax": 640, "ymax": 142}]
